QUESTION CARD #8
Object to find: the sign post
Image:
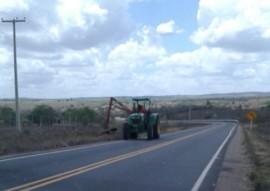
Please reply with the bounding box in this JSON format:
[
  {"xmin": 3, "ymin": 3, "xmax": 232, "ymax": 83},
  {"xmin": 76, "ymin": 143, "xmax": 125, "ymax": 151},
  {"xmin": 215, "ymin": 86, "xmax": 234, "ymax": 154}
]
[{"xmin": 247, "ymin": 111, "xmax": 256, "ymax": 130}]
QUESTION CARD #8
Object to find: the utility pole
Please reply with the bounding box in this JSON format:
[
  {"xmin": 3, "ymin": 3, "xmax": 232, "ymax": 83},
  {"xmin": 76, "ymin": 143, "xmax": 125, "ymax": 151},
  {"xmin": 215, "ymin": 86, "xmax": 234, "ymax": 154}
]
[
  {"xmin": 188, "ymin": 105, "xmax": 191, "ymax": 120},
  {"xmin": 2, "ymin": 17, "xmax": 25, "ymax": 132}
]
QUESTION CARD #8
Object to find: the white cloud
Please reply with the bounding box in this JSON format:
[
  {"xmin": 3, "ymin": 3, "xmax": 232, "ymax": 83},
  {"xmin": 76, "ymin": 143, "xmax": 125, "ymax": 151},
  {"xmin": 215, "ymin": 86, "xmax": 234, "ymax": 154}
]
[
  {"xmin": 156, "ymin": 20, "xmax": 183, "ymax": 35},
  {"xmin": 0, "ymin": 0, "xmax": 135, "ymax": 98},
  {"xmin": 191, "ymin": 0, "xmax": 270, "ymax": 52},
  {"xmin": 56, "ymin": 0, "xmax": 133, "ymax": 50},
  {"xmin": 137, "ymin": 25, "xmax": 161, "ymax": 46},
  {"xmin": 0, "ymin": 0, "xmax": 29, "ymax": 12},
  {"xmin": 1, "ymin": 0, "xmax": 134, "ymax": 53},
  {"xmin": 56, "ymin": 0, "xmax": 108, "ymax": 29},
  {"xmin": 109, "ymin": 27, "xmax": 166, "ymax": 69},
  {"xmin": 0, "ymin": 0, "xmax": 270, "ymax": 98}
]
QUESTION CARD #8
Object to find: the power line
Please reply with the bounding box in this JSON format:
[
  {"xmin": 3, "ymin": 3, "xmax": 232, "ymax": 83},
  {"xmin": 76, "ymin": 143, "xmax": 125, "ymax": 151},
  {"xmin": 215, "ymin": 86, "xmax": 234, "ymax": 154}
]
[{"xmin": 1, "ymin": 17, "xmax": 26, "ymax": 132}]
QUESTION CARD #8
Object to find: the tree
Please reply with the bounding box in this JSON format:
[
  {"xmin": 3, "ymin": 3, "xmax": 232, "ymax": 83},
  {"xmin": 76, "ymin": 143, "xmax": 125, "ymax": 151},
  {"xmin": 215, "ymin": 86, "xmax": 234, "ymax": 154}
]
[
  {"xmin": 62, "ymin": 107, "xmax": 96, "ymax": 126},
  {"xmin": 28, "ymin": 105, "xmax": 56, "ymax": 126},
  {"xmin": 206, "ymin": 100, "xmax": 212, "ymax": 109},
  {"xmin": 0, "ymin": 107, "xmax": 15, "ymax": 126}
]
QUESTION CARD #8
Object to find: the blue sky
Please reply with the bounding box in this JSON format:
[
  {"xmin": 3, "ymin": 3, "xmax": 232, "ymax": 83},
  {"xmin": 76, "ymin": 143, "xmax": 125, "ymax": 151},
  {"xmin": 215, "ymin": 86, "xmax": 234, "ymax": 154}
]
[
  {"xmin": 129, "ymin": 0, "xmax": 199, "ymax": 52},
  {"xmin": 0, "ymin": 0, "xmax": 270, "ymax": 98}
]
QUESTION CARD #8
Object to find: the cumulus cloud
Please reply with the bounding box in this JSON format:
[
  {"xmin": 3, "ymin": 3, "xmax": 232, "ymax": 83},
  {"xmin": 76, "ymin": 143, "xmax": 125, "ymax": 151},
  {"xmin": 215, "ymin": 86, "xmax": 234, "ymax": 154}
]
[
  {"xmin": 0, "ymin": 0, "xmax": 134, "ymax": 98},
  {"xmin": 184, "ymin": 0, "xmax": 270, "ymax": 93},
  {"xmin": 56, "ymin": 0, "xmax": 134, "ymax": 50},
  {"xmin": 191, "ymin": 0, "xmax": 270, "ymax": 52},
  {"xmin": 1, "ymin": 0, "xmax": 270, "ymax": 98},
  {"xmin": 1, "ymin": 0, "xmax": 134, "ymax": 52},
  {"xmin": 0, "ymin": 0, "xmax": 29, "ymax": 12},
  {"xmin": 56, "ymin": 0, "xmax": 109, "ymax": 29},
  {"xmin": 156, "ymin": 20, "xmax": 183, "ymax": 35}
]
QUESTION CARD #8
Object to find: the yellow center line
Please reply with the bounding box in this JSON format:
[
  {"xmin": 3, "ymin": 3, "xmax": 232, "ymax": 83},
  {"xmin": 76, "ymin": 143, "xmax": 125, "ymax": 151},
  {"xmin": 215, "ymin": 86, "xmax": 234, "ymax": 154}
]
[{"xmin": 6, "ymin": 127, "xmax": 213, "ymax": 191}]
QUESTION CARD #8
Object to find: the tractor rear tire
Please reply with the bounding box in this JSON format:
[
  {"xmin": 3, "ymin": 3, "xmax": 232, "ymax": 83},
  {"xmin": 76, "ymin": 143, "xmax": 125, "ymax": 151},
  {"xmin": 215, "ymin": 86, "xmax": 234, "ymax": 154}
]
[
  {"xmin": 153, "ymin": 118, "xmax": 160, "ymax": 139},
  {"xmin": 123, "ymin": 123, "xmax": 130, "ymax": 140},
  {"xmin": 130, "ymin": 132, "xmax": 138, "ymax": 139},
  {"xmin": 147, "ymin": 123, "xmax": 153, "ymax": 140}
]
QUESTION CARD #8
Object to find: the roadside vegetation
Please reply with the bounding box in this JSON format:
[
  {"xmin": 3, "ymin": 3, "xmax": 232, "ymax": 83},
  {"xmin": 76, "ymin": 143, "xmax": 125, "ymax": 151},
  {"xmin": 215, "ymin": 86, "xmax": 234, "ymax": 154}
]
[
  {"xmin": 0, "ymin": 93, "xmax": 270, "ymax": 186},
  {"xmin": 243, "ymin": 123, "xmax": 270, "ymax": 191},
  {"xmin": 0, "ymin": 104, "xmax": 113, "ymax": 155}
]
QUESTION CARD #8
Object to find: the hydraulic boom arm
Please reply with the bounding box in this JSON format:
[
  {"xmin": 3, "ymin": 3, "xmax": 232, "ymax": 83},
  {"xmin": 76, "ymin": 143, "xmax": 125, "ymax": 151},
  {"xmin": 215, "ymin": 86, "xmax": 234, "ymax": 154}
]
[{"xmin": 104, "ymin": 97, "xmax": 132, "ymax": 129}]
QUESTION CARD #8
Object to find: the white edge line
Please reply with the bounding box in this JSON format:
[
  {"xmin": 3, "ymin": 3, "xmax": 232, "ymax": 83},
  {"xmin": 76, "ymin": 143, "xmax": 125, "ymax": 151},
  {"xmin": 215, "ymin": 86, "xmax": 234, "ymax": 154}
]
[
  {"xmin": 191, "ymin": 124, "xmax": 237, "ymax": 191},
  {"xmin": 0, "ymin": 140, "xmax": 124, "ymax": 163},
  {"xmin": 0, "ymin": 124, "xmax": 218, "ymax": 163}
]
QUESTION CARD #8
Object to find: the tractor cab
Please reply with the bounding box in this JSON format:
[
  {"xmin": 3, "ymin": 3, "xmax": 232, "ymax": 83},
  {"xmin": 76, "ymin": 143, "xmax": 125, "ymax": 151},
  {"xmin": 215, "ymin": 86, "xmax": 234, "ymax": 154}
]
[{"xmin": 132, "ymin": 98, "xmax": 151, "ymax": 114}]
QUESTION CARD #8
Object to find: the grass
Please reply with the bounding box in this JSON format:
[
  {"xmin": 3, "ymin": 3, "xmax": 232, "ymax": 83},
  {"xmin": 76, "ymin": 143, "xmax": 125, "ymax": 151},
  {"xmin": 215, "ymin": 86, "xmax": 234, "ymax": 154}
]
[
  {"xmin": 0, "ymin": 125, "xmax": 122, "ymax": 156},
  {"xmin": 0, "ymin": 121, "xmax": 204, "ymax": 156},
  {"xmin": 249, "ymin": 170, "xmax": 270, "ymax": 191},
  {"xmin": 243, "ymin": 124, "xmax": 270, "ymax": 191}
]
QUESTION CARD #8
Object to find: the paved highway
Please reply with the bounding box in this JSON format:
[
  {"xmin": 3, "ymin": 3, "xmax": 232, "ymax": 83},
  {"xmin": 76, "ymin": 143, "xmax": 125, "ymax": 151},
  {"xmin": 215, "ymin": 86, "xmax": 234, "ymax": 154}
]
[{"xmin": 0, "ymin": 121, "xmax": 236, "ymax": 191}]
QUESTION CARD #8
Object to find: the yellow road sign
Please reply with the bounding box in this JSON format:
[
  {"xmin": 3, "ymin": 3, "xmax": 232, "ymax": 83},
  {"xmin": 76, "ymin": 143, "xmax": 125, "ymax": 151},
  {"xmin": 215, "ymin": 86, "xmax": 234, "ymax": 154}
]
[{"xmin": 247, "ymin": 111, "xmax": 256, "ymax": 121}]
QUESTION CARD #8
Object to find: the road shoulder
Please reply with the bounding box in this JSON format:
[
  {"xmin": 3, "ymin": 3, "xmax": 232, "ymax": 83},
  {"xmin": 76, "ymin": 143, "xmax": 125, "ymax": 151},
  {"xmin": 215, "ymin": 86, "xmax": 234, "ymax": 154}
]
[{"xmin": 214, "ymin": 125, "xmax": 253, "ymax": 191}]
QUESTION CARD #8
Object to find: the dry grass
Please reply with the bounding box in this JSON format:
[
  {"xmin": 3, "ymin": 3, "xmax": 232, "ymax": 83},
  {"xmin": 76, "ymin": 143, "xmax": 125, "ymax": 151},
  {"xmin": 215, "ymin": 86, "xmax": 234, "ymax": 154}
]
[
  {"xmin": 0, "ymin": 121, "xmax": 203, "ymax": 156},
  {"xmin": 243, "ymin": 124, "xmax": 270, "ymax": 191},
  {"xmin": 0, "ymin": 125, "xmax": 122, "ymax": 156}
]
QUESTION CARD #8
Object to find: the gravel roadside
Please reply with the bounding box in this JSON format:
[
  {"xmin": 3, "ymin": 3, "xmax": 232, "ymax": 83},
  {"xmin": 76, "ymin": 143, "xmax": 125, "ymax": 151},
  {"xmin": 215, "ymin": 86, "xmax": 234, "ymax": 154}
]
[{"xmin": 214, "ymin": 125, "xmax": 253, "ymax": 191}]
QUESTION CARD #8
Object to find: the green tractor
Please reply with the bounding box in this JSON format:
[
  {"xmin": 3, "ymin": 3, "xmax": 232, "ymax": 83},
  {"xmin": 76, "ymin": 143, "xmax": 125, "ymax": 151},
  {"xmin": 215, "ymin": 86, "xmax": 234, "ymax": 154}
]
[{"xmin": 123, "ymin": 98, "xmax": 160, "ymax": 140}]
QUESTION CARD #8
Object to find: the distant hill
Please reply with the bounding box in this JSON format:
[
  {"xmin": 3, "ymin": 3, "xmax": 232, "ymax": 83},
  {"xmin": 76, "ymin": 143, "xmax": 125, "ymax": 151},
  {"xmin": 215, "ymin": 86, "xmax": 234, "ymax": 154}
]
[
  {"xmin": 142, "ymin": 92, "xmax": 270, "ymax": 101},
  {"xmin": 1, "ymin": 92, "xmax": 270, "ymax": 101}
]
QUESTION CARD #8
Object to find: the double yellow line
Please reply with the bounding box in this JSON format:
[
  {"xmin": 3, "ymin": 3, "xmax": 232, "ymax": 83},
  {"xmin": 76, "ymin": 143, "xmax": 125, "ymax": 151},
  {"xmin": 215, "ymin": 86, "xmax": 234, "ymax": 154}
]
[{"xmin": 6, "ymin": 128, "xmax": 212, "ymax": 191}]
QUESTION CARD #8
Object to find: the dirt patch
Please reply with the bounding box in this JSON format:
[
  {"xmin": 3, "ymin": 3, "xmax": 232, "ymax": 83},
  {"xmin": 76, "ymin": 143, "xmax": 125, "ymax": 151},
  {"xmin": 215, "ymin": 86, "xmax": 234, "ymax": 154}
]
[{"xmin": 215, "ymin": 125, "xmax": 253, "ymax": 191}]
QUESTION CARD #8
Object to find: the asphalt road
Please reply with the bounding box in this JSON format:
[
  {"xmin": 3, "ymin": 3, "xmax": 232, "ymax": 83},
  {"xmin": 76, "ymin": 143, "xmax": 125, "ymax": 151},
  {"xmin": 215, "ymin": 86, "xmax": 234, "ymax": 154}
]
[{"xmin": 0, "ymin": 121, "xmax": 236, "ymax": 191}]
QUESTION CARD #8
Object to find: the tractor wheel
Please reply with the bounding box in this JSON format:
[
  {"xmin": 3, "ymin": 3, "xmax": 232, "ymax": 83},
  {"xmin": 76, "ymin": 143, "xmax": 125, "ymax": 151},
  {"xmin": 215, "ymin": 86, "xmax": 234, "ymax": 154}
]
[
  {"xmin": 153, "ymin": 118, "xmax": 160, "ymax": 139},
  {"xmin": 123, "ymin": 123, "xmax": 130, "ymax": 140},
  {"xmin": 147, "ymin": 123, "xmax": 153, "ymax": 140},
  {"xmin": 130, "ymin": 132, "xmax": 138, "ymax": 139}
]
